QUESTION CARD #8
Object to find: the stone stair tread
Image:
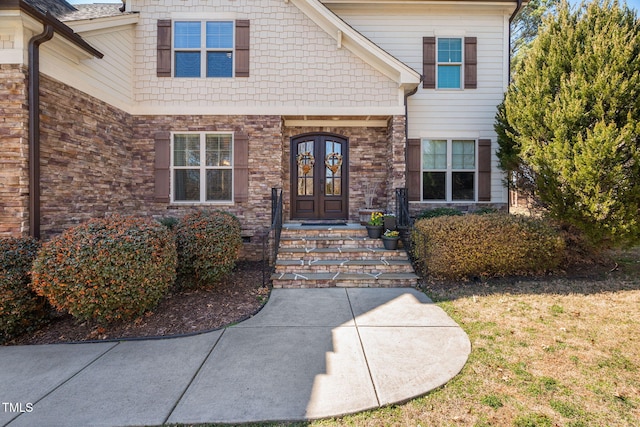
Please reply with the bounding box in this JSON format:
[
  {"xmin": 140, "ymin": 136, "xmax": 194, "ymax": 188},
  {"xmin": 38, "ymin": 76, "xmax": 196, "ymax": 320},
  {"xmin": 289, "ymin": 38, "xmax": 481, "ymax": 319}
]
[
  {"xmin": 270, "ymin": 272, "xmax": 419, "ymax": 281},
  {"xmin": 275, "ymin": 259, "xmax": 412, "ymax": 266},
  {"xmin": 278, "ymin": 247, "xmax": 403, "ymax": 254}
]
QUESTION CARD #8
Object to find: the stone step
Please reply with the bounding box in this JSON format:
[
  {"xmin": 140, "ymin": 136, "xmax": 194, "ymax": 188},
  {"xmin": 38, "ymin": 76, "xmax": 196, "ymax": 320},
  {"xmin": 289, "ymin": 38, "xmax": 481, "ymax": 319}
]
[
  {"xmin": 270, "ymin": 272, "xmax": 420, "ymax": 289},
  {"xmin": 281, "ymin": 224, "xmax": 367, "ymax": 239},
  {"xmin": 276, "ymin": 247, "xmax": 409, "ymax": 262},
  {"xmin": 279, "ymin": 235, "xmax": 384, "ymax": 249},
  {"xmin": 274, "ymin": 259, "xmax": 414, "ymax": 274}
]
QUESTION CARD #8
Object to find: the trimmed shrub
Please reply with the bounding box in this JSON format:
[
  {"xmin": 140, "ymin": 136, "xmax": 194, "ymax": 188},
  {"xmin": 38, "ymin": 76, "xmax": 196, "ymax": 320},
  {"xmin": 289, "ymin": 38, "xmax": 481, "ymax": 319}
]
[
  {"xmin": 175, "ymin": 210, "xmax": 242, "ymax": 287},
  {"xmin": 412, "ymin": 213, "xmax": 565, "ymax": 280},
  {"xmin": 416, "ymin": 207, "xmax": 464, "ymax": 220},
  {"xmin": 0, "ymin": 238, "xmax": 48, "ymax": 343},
  {"xmin": 31, "ymin": 215, "xmax": 177, "ymax": 323}
]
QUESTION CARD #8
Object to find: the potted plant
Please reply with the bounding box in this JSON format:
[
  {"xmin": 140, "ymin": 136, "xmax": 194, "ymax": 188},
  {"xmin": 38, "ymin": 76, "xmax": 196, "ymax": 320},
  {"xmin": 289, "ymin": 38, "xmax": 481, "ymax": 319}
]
[
  {"xmin": 383, "ymin": 213, "xmax": 397, "ymax": 231},
  {"xmin": 366, "ymin": 211, "xmax": 384, "ymax": 238},
  {"xmin": 381, "ymin": 229, "xmax": 400, "ymax": 250}
]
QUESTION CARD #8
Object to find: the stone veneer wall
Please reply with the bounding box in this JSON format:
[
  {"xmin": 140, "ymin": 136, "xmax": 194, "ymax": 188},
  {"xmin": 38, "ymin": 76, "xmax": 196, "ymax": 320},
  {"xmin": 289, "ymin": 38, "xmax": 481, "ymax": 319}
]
[
  {"xmin": 9, "ymin": 71, "xmax": 408, "ymax": 258},
  {"xmin": 282, "ymin": 124, "xmax": 395, "ymax": 222},
  {"xmin": 38, "ymin": 74, "xmax": 138, "ymax": 236},
  {"xmin": 32, "ymin": 74, "xmax": 284, "ymax": 259},
  {"xmin": 0, "ymin": 65, "xmax": 29, "ymax": 237},
  {"xmin": 133, "ymin": 115, "xmax": 283, "ymax": 260}
]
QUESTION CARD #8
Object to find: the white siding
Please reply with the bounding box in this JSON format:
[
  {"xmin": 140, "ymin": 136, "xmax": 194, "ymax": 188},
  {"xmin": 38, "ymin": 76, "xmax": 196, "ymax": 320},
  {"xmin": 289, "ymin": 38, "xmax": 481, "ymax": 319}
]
[
  {"xmin": 40, "ymin": 25, "xmax": 135, "ymax": 111},
  {"xmin": 329, "ymin": 4, "xmax": 511, "ymax": 203}
]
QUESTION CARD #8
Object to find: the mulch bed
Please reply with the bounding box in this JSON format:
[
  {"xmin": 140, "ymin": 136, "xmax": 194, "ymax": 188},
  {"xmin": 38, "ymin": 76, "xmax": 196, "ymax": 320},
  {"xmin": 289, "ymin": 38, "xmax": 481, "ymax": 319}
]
[{"xmin": 7, "ymin": 261, "xmax": 270, "ymax": 346}]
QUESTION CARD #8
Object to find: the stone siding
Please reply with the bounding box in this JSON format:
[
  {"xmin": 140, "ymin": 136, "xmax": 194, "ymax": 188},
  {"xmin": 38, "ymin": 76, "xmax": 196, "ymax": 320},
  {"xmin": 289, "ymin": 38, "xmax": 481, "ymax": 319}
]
[
  {"xmin": 0, "ymin": 64, "xmax": 29, "ymax": 237},
  {"xmin": 38, "ymin": 74, "xmax": 137, "ymax": 236},
  {"xmin": 283, "ymin": 124, "xmax": 396, "ymax": 222},
  {"xmin": 5, "ymin": 72, "xmax": 406, "ymax": 259}
]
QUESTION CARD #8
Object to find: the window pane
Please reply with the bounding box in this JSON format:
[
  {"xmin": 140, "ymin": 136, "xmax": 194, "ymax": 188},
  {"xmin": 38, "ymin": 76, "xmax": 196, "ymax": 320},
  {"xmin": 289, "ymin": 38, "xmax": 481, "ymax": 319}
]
[
  {"xmin": 174, "ymin": 22, "xmax": 201, "ymax": 49},
  {"xmin": 438, "ymin": 65, "xmax": 461, "ymax": 89},
  {"xmin": 206, "ymin": 169, "xmax": 232, "ymax": 201},
  {"xmin": 422, "ymin": 140, "xmax": 447, "ymax": 170},
  {"xmin": 174, "ymin": 169, "xmax": 200, "ymax": 201},
  {"xmin": 174, "ymin": 135, "xmax": 200, "ymax": 166},
  {"xmin": 207, "ymin": 52, "xmax": 233, "ymax": 77},
  {"xmin": 423, "ymin": 171, "xmax": 446, "ymax": 200},
  {"xmin": 452, "ymin": 172, "xmax": 475, "ymax": 200},
  {"xmin": 175, "ymin": 52, "xmax": 201, "ymax": 77},
  {"xmin": 438, "ymin": 38, "xmax": 462, "ymax": 63},
  {"xmin": 206, "ymin": 134, "xmax": 232, "ymax": 166},
  {"xmin": 452, "ymin": 140, "xmax": 475, "ymax": 169},
  {"xmin": 206, "ymin": 22, "xmax": 233, "ymax": 49}
]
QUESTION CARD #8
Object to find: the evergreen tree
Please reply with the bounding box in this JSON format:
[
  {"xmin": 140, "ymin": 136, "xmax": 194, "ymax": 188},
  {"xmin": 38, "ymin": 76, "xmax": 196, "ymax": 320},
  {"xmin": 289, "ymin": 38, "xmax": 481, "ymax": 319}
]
[
  {"xmin": 496, "ymin": 0, "xmax": 640, "ymax": 246},
  {"xmin": 511, "ymin": 0, "xmax": 560, "ymax": 74}
]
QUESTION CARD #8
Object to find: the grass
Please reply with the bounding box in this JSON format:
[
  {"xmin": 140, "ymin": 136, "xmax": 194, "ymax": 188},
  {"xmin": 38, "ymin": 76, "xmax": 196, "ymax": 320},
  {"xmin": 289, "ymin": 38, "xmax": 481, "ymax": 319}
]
[{"xmin": 170, "ymin": 247, "xmax": 640, "ymax": 427}]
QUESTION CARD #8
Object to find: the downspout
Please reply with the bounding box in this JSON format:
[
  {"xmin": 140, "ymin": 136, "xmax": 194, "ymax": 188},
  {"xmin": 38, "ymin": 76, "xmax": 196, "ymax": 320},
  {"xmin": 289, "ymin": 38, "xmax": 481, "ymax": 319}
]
[{"xmin": 28, "ymin": 24, "xmax": 54, "ymax": 239}]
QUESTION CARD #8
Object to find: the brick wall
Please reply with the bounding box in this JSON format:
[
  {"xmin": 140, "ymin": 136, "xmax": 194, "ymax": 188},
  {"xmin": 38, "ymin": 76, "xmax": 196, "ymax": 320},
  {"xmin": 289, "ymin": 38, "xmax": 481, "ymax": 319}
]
[{"xmin": 0, "ymin": 65, "xmax": 29, "ymax": 237}]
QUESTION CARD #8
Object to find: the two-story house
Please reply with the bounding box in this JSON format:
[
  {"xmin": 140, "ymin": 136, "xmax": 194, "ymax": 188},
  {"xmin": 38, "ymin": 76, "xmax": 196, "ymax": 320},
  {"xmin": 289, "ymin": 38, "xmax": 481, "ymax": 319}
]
[{"xmin": 0, "ymin": 0, "xmax": 521, "ymax": 258}]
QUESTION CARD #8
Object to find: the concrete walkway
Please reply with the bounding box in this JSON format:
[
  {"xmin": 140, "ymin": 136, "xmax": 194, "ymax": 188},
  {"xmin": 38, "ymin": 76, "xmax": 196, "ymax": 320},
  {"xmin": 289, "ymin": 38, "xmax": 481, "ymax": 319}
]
[{"xmin": 0, "ymin": 288, "xmax": 470, "ymax": 427}]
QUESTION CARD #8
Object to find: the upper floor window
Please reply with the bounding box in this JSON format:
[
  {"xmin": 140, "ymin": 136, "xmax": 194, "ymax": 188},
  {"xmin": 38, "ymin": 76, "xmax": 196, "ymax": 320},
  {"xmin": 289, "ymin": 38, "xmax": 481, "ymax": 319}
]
[
  {"xmin": 422, "ymin": 36, "xmax": 477, "ymax": 90},
  {"xmin": 437, "ymin": 38, "xmax": 462, "ymax": 89},
  {"xmin": 157, "ymin": 19, "xmax": 248, "ymax": 78},
  {"xmin": 174, "ymin": 21, "xmax": 234, "ymax": 78}
]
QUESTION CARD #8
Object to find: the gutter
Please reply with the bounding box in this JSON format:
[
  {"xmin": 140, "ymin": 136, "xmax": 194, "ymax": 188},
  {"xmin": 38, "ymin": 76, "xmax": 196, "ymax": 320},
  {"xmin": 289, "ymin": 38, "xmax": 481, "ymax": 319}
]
[{"xmin": 10, "ymin": 0, "xmax": 104, "ymax": 239}]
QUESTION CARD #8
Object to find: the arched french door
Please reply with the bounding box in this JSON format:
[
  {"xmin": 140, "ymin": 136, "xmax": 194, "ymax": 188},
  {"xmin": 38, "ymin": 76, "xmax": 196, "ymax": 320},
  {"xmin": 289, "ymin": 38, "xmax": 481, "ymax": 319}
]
[{"xmin": 290, "ymin": 133, "xmax": 349, "ymax": 220}]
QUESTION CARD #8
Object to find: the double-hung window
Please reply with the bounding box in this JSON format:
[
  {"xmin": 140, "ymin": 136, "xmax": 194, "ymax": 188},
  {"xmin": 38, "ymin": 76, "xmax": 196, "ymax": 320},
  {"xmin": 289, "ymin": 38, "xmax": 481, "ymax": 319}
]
[
  {"xmin": 172, "ymin": 133, "xmax": 233, "ymax": 202},
  {"xmin": 422, "ymin": 139, "xmax": 476, "ymax": 201},
  {"xmin": 174, "ymin": 21, "xmax": 234, "ymax": 78},
  {"xmin": 437, "ymin": 38, "xmax": 462, "ymax": 89}
]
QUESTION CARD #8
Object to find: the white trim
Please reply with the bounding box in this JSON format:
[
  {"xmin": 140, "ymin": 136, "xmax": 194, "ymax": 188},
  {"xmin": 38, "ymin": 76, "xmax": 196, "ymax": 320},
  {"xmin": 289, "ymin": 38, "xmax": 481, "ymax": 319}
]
[
  {"xmin": 170, "ymin": 132, "xmax": 235, "ymax": 204},
  {"xmin": 64, "ymin": 14, "xmax": 139, "ymax": 33},
  {"xmin": 284, "ymin": 119, "xmax": 389, "ymax": 127},
  {"xmin": 290, "ymin": 0, "xmax": 421, "ymax": 91},
  {"xmin": 420, "ymin": 138, "xmax": 478, "ymax": 202},
  {"xmin": 133, "ymin": 105, "xmax": 407, "ymax": 116}
]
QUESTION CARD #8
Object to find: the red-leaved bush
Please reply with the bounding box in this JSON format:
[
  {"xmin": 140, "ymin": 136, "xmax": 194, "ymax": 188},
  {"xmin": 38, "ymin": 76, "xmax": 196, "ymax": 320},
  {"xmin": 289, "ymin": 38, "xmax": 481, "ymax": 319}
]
[
  {"xmin": 31, "ymin": 215, "xmax": 177, "ymax": 323},
  {"xmin": 1, "ymin": 237, "xmax": 48, "ymax": 343}
]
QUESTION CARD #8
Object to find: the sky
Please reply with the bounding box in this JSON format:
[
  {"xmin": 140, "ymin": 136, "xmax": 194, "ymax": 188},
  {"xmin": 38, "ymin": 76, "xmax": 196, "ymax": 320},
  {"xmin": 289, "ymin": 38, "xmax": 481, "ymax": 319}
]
[{"xmin": 67, "ymin": 0, "xmax": 640, "ymax": 8}]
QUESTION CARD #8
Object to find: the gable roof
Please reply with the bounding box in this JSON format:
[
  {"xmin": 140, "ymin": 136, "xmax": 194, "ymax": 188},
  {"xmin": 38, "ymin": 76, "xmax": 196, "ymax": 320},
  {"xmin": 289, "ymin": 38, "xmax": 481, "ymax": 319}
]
[{"xmin": 291, "ymin": 0, "xmax": 422, "ymax": 92}]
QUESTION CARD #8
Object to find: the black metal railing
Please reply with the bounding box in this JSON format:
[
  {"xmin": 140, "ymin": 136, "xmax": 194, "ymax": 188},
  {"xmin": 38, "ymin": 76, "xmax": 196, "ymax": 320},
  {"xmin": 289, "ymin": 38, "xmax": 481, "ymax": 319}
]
[
  {"xmin": 262, "ymin": 187, "xmax": 283, "ymax": 286},
  {"xmin": 395, "ymin": 187, "xmax": 415, "ymax": 257},
  {"xmin": 395, "ymin": 187, "xmax": 412, "ymax": 228}
]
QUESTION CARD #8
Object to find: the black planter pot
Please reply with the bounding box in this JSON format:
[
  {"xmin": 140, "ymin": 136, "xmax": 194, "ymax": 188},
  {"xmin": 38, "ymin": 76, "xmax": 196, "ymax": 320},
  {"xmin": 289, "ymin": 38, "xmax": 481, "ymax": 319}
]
[
  {"xmin": 382, "ymin": 236, "xmax": 400, "ymax": 250},
  {"xmin": 366, "ymin": 225, "xmax": 383, "ymax": 238}
]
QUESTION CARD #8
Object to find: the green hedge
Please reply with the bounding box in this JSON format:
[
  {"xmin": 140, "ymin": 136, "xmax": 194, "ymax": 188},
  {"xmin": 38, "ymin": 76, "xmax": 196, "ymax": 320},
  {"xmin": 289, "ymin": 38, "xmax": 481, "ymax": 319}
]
[
  {"xmin": 412, "ymin": 213, "xmax": 565, "ymax": 280},
  {"xmin": 0, "ymin": 238, "xmax": 48, "ymax": 343},
  {"xmin": 175, "ymin": 210, "xmax": 242, "ymax": 288},
  {"xmin": 31, "ymin": 215, "xmax": 177, "ymax": 323}
]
